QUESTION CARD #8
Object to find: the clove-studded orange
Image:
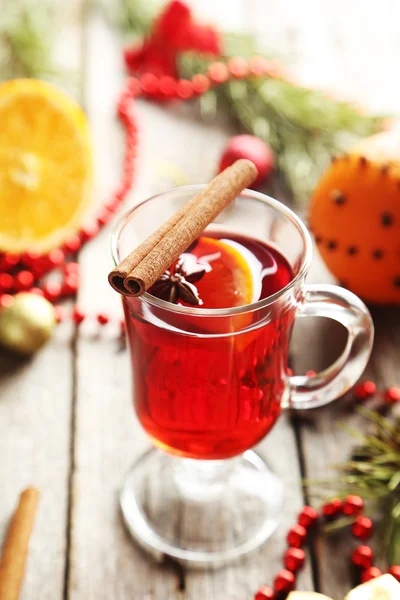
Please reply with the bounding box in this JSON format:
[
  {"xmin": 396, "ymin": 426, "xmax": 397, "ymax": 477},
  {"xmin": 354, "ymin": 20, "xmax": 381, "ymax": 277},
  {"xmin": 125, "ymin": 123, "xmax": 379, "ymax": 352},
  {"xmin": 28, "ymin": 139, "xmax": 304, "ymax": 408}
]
[{"xmin": 309, "ymin": 129, "xmax": 400, "ymax": 304}]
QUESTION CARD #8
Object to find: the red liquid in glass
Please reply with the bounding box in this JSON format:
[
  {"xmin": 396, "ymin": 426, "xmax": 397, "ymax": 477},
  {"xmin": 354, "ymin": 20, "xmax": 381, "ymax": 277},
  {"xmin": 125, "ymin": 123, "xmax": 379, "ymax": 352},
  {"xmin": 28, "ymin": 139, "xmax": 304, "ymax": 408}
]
[{"xmin": 124, "ymin": 231, "xmax": 294, "ymax": 460}]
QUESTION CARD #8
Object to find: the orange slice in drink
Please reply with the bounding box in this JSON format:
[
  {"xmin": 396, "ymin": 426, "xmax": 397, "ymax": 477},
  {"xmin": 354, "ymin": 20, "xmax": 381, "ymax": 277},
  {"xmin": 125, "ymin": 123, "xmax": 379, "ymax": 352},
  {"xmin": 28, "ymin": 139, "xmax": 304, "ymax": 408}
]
[
  {"xmin": 192, "ymin": 236, "xmax": 258, "ymax": 309},
  {"xmin": 0, "ymin": 79, "xmax": 92, "ymax": 253}
]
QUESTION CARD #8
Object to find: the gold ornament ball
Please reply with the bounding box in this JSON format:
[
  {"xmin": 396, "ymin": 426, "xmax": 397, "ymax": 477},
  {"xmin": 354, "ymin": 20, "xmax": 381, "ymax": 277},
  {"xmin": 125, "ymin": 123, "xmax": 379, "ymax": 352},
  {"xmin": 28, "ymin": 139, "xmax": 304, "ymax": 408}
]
[{"xmin": 0, "ymin": 293, "xmax": 56, "ymax": 355}]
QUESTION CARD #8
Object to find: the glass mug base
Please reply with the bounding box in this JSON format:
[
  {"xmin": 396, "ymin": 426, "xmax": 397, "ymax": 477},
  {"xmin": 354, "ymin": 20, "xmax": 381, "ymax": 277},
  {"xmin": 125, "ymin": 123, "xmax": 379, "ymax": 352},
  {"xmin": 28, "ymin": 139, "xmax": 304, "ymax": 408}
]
[{"xmin": 120, "ymin": 448, "xmax": 284, "ymax": 568}]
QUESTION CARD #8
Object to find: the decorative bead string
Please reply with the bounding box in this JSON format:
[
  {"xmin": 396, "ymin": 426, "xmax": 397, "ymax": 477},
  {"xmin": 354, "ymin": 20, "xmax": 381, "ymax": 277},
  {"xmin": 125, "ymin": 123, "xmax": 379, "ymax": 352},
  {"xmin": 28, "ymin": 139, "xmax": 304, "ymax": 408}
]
[{"xmin": 254, "ymin": 496, "xmax": 400, "ymax": 599}]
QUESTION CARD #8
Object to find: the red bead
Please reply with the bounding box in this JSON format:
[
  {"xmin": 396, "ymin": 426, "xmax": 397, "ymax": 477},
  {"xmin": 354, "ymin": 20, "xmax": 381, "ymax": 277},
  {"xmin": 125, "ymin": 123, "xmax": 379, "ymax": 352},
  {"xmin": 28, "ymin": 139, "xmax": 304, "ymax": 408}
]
[
  {"xmin": 97, "ymin": 208, "xmax": 113, "ymax": 227},
  {"xmin": 0, "ymin": 273, "xmax": 14, "ymax": 292},
  {"xmin": 273, "ymin": 569, "xmax": 295, "ymax": 593},
  {"xmin": 21, "ymin": 250, "xmax": 40, "ymax": 267},
  {"xmin": 97, "ymin": 312, "xmax": 109, "ymax": 325},
  {"xmin": 15, "ymin": 271, "xmax": 35, "ymax": 291},
  {"xmin": 126, "ymin": 77, "xmax": 141, "ymax": 97},
  {"xmin": 0, "ymin": 252, "xmax": 20, "ymax": 270},
  {"xmin": 343, "ymin": 495, "xmax": 364, "ymax": 516},
  {"xmin": 286, "ymin": 524, "xmax": 307, "ymax": 548},
  {"xmin": 322, "ymin": 498, "xmax": 343, "ymax": 518},
  {"xmin": 352, "ymin": 516, "xmax": 373, "ymax": 540},
  {"xmin": 30, "ymin": 287, "xmax": 44, "ymax": 297},
  {"xmin": 298, "ymin": 506, "xmax": 319, "ymax": 528},
  {"xmin": 158, "ymin": 76, "xmax": 177, "ymax": 98},
  {"xmin": 305, "ymin": 370, "xmax": 317, "ymax": 377},
  {"xmin": 62, "ymin": 274, "xmax": 80, "ymax": 295},
  {"xmin": 228, "ymin": 56, "xmax": 248, "ymax": 78},
  {"xmin": 384, "ymin": 386, "xmax": 400, "ymax": 404},
  {"xmin": 351, "ymin": 545, "xmax": 374, "ymax": 569},
  {"xmin": 389, "ymin": 566, "xmax": 400, "ymax": 581},
  {"xmin": 191, "ymin": 73, "xmax": 210, "ymax": 94},
  {"xmin": 176, "ymin": 79, "xmax": 194, "ymax": 99},
  {"xmin": 248, "ymin": 56, "xmax": 270, "ymax": 76},
  {"xmin": 63, "ymin": 236, "xmax": 82, "ymax": 254},
  {"xmin": 73, "ymin": 306, "xmax": 85, "ymax": 324},
  {"xmin": 254, "ymin": 586, "xmax": 275, "ymax": 600},
  {"xmin": 0, "ymin": 294, "xmax": 14, "ymax": 308},
  {"xmin": 361, "ymin": 566, "xmax": 382, "ymax": 583},
  {"xmin": 54, "ymin": 305, "xmax": 66, "ymax": 323},
  {"xmin": 284, "ymin": 547, "xmax": 305, "ymax": 572},
  {"xmin": 65, "ymin": 262, "xmax": 80, "ymax": 275},
  {"xmin": 47, "ymin": 249, "xmax": 65, "ymax": 267},
  {"xmin": 140, "ymin": 73, "xmax": 160, "ymax": 95},
  {"xmin": 207, "ymin": 62, "xmax": 229, "ymax": 84},
  {"xmin": 80, "ymin": 223, "xmax": 99, "ymax": 241},
  {"xmin": 354, "ymin": 380, "xmax": 376, "ymax": 400},
  {"xmin": 43, "ymin": 281, "xmax": 62, "ymax": 302}
]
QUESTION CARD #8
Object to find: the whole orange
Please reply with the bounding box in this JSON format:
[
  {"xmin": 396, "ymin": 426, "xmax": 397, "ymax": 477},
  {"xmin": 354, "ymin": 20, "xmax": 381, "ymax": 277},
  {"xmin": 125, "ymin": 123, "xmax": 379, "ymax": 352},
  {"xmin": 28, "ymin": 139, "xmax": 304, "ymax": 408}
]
[{"xmin": 309, "ymin": 130, "xmax": 400, "ymax": 304}]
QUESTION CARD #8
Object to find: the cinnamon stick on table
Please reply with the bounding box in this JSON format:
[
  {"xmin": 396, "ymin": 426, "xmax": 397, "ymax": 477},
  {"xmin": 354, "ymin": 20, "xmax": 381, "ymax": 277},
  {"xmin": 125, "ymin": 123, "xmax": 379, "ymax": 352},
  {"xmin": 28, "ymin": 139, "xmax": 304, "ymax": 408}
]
[
  {"xmin": 109, "ymin": 159, "xmax": 258, "ymax": 297},
  {"xmin": 0, "ymin": 487, "xmax": 40, "ymax": 600}
]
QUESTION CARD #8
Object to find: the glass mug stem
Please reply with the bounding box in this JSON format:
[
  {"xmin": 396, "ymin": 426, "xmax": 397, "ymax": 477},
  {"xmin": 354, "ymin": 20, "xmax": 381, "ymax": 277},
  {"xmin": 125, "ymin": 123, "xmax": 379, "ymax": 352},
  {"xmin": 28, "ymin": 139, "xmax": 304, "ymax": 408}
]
[{"xmin": 288, "ymin": 284, "xmax": 374, "ymax": 409}]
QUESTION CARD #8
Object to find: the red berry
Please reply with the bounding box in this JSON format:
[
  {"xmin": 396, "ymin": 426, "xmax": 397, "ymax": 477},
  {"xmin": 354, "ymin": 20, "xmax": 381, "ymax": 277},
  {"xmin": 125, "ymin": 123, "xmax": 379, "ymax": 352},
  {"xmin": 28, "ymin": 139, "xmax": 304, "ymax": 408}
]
[
  {"xmin": 54, "ymin": 305, "xmax": 67, "ymax": 323},
  {"xmin": 65, "ymin": 262, "xmax": 80, "ymax": 275},
  {"xmin": 0, "ymin": 294, "xmax": 14, "ymax": 308},
  {"xmin": 21, "ymin": 250, "xmax": 40, "ymax": 267},
  {"xmin": 97, "ymin": 312, "xmax": 109, "ymax": 325},
  {"xmin": 248, "ymin": 56, "xmax": 270, "ymax": 76},
  {"xmin": 0, "ymin": 253, "xmax": 20, "ymax": 270},
  {"xmin": 140, "ymin": 73, "xmax": 160, "ymax": 95},
  {"xmin": 176, "ymin": 79, "xmax": 194, "ymax": 99},
  {"xmin": 284, "ymin": 547, "xmax": 305, "ymax": 572},
  {"xmin": 15, "ymin": 271, "xmax": 35, "ymax": 291},
  {"xmin": 286, "ymin": 524, "xmax": 307, "ymax": 548},
  {"xmin": 228, "ymin": 56, "xmax": 248, "ymax": 78},
  {"xmin": 351, "ymin": 545, "xmax": 374, "ymax": 569},
  {"xmin": 0, "ymin": 273, "xmax": 14, "ymax": 292},
  {"xmin": 207, "ymin": 62, "xmax": 229, "ymax": 84},
  {"xmin": 352, "ymin": 516, "xmax": 373, "ymax": 540},
  {"xmin": 43, "ymin": 281, "xmax": 62, "ymax": 302},
  {"xmin": 73, "ymin": 306, "xmax": 85, "ymax": 324},
  {"xmin": 354, "ymin": 381, "xmax": 376, "ymax": 400},
  {"xmin": 322, "ymin": 499, "xmax": 343, "ymax": 518},
  {"xmin": 97, "ymin": 208, "xmax": 113, "ymax": 227},
  {"xmin": 191, "ymin": 73, "xmax": 210, "ymax": 94},
  {"xmin": 254, "ymin": 586, "xmax": 275, "ymax": 600},
  {"xmin": 158, "ymin": 75, "xmax": 177, "ymax": 98},
  {"xmin": 63, "ymin": 236, "xmax": 82, "ymax": 254},
  {"xmin": 273, "ymin": 569, "xmax": 295, "ymax": 593},
  {"xmin": 126, "ymin": 77, "xmax": 141, "ymax": 97},
  {"xmin": 389, "ymin": 566, "xmax": 400, "ymax": 582},
  {"xmin": 218, "ymin": 135, "xmax": 274, "ymax": 186},
  {"xmin": 62, "ymin": 274, "xmax": 80, "ymax": 295},
  {"xmin": 343, "ymin": 495, "xmax": 364, "ymax": 516},
  {"xmin": 30, "ymin": 287, "xmax": 44, "ymax": 297},
  {"xmin": 384, "ymin": 386, "xmax": 400, "ymax": 404},
  {"xmin": 47, "ymin": 249, "xmax": 65, "ymax": 267},
  {"xmin": 298, "ymin": 506, "xmax": 318, "ymax": 528},
  {"xmin": 361, "ymin": 566, "xmax": 382, "ymax": 583},
  {"xmin": 80, "ymin": 223, "xmax": 99, "ymax": 241}
]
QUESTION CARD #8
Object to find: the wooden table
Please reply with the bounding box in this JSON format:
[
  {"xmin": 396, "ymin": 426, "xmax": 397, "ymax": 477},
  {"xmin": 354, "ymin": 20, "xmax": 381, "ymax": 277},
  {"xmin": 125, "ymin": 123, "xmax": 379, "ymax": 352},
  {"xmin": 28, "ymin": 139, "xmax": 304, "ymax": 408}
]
[{"xmin": 1, "ymin": 1, "xmax": 399, "ymax": 598}]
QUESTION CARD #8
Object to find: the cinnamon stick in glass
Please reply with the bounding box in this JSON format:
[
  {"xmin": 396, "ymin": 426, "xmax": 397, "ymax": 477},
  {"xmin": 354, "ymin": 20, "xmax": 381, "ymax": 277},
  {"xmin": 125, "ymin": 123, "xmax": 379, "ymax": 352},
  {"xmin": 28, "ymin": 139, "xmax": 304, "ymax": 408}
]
[
  {"xmin": 109, "ymin": 159, "xmax": 257, "ymax": 297},
  {"xmin": 0, "ymin": 487, "xmax": 39, "ymax": 600}
]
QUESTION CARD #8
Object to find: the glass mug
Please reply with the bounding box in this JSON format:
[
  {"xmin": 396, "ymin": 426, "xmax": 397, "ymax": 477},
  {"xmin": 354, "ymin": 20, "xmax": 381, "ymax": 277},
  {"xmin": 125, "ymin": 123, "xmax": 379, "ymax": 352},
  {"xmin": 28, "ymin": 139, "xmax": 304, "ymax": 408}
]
[{"xmin": 111, "ymin": 186, "xmax": 373, "ymax": 567}]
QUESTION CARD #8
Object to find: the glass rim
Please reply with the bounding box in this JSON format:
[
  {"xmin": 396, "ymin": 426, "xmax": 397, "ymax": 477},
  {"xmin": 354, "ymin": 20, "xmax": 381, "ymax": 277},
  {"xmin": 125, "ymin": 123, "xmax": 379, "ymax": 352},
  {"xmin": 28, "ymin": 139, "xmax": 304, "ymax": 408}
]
[{"xmin": 110, "ymin": 185, "xmax": 313, "ymax": 316}]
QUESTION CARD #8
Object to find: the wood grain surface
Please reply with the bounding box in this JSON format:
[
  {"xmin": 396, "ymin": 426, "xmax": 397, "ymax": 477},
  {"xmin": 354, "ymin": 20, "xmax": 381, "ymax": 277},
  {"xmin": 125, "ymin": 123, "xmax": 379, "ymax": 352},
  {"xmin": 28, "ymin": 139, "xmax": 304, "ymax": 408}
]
[{"xmin": 0, "ymin": 1, "xmax": 399, "ymax": 599}]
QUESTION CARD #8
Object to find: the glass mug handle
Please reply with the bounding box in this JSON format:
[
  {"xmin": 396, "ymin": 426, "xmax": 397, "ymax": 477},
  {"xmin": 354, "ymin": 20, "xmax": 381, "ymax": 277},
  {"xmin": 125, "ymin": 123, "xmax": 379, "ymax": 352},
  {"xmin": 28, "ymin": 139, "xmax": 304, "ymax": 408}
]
[{"xmin": 287, "ymin": 284, "xmax": 374, "ymax": 410}]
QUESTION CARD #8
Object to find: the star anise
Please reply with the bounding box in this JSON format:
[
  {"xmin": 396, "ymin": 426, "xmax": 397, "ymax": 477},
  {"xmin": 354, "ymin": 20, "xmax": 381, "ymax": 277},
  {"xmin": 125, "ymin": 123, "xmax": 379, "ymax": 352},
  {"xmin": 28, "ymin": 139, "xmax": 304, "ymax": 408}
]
[{"xmin": 150, "ymin": 253, "xmax": 211, "ymax": 305}]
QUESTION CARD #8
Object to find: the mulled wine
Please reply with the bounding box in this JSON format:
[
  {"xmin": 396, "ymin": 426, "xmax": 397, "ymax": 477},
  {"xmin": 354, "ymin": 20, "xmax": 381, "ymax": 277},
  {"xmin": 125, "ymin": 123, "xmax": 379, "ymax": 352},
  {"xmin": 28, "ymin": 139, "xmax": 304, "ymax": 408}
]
[{"xmin": 123, "ymin": 230, "xmax": 294, "ymax": 460}]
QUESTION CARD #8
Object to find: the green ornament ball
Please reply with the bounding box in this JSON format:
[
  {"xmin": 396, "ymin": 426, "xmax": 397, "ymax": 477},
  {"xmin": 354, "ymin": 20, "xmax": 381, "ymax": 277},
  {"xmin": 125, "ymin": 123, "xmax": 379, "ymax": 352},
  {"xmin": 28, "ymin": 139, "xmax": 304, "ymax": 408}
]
[{"xmin": 0, "ymin": 293, "xmax": 56, "ymax": 355}]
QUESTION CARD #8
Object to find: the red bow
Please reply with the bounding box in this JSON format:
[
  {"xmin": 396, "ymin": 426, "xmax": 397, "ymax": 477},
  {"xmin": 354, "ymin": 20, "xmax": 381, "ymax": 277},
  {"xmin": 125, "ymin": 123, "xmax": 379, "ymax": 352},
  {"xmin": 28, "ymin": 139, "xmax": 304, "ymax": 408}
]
[{"xmin": 124, "ymin": 1, "xmax": 221, "ymax": 78}]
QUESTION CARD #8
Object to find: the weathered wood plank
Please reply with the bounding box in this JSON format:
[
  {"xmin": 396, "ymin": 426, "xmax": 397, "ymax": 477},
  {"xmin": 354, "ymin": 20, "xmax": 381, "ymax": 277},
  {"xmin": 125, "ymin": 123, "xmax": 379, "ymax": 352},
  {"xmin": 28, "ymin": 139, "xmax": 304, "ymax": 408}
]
[{"xmin": 0, "ymin": 2, "xmax": 84, "ymax": 598}]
